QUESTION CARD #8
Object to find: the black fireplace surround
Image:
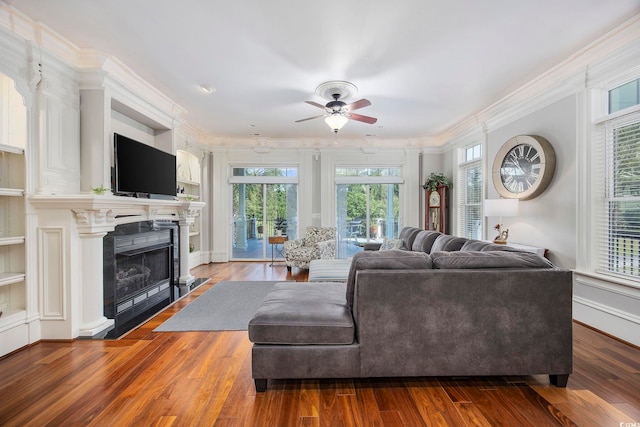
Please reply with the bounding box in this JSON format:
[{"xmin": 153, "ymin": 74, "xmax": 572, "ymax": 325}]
[{"xmin": 103, "ymin": 221, "xmax": 179, "ymax": 338}]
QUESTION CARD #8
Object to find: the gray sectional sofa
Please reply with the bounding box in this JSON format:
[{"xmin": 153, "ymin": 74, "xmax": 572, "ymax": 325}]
[{"xmin": 248, "ymin": 228, "xmax": 573, "ymax": 392}]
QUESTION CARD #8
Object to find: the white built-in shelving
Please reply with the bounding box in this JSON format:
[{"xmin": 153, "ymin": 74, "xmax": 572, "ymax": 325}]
[
  {"xmin": 176, "ymin": 150, "xmax": 202, "ymax": 266},
  {"xmin": 0, "ymin": 73, "xmax": 28, "ymax": 355}
]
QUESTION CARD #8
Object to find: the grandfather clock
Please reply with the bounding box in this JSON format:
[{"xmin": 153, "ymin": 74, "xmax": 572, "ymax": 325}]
[{"xmin": 425, "ymin": 185, "xmax": 449, "ymax": 233}]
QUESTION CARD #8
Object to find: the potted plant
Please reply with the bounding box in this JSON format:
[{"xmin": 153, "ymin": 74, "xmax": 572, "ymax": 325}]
[
  {"xmin": 423, "ymin": 172, "xmax": 452, "ymax": 191},
  {"xmin": 91, "ymin": 185, "xmax": 110, "ymax": 195}
]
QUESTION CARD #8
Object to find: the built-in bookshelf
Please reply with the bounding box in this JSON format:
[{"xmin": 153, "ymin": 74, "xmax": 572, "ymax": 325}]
[
  {"xmin": 0, "ymin": 73, "xmax": 28, "ymax": 355},
  {"xmin": 176, "ymin": 150, "xmax": 202, "ymax": 266},
  {"xmin": 0, "ymin": 145, "xmax": 26, "ymax": 325}
]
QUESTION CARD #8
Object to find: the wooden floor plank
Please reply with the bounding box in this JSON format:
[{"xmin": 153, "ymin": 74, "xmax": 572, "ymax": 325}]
[{"xmin": 0, "ymin": 262, "xmax": 639, "ymax": 426}]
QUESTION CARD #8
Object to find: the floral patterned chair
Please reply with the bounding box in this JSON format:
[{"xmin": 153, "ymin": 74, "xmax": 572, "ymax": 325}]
[{"xmin": 284, "ymin": 226, "xmax": 336, "ymax": 271}]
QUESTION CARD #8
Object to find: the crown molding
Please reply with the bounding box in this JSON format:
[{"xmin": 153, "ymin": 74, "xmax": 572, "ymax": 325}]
[
  {"xmin": 1, "ymin": 2, "xmax": 187, "ymax": 130},
  {"xmin": 197, "ymin": 135, "xmax": 439, "ymax": 149},
  {"xmin": 439, "ymin": 14, "xmax": 640, "ymax": 144}
]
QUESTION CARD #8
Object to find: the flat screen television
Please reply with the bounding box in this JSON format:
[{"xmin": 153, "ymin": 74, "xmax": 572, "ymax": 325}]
[{"xmin": 114, "ymin": 133, "xmax": 177, "ymax": 198}]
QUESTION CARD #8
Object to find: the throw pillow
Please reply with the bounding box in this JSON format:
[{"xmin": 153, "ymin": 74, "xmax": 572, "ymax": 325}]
[
  {"xmin": 379, "ymin": 238, "xmax": 402, "ymax": 251},
  {"xmin": 411, "ymin": 230, "xmax": 442, "ymax": 253},
  {"xmin": 430, "ymin": 234, "xmax": 467, "ymax": 252}
]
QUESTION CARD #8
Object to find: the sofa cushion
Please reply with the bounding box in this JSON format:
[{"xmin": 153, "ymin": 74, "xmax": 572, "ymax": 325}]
[
  {"xmin": 346, "ymin": 250, "xmax": 432, "ymax": 307},
  {"xmin": 430, "ymin": 234, "xmax": 468, "ymax": 252},
  {"xmin": 380, "ymin": 238, "xmax": 402, "ymax": 250},
  {"xmin": 411, "ymin": 230, "xmax": 442, "ymax": 253},
  {"xmin": 431, "ymin": 250, "xmax": 554, "ymax": 269},
  {"xmin": 461, "ymin": 239, "xmax": 517, "ymax": 252},
  {"xmin": 248, "ymin": 282, "xmax": 354, "ymax": 345},
  {"xmin": 398, "ymin": 226, "xmax": 422, "ymax": 250}
]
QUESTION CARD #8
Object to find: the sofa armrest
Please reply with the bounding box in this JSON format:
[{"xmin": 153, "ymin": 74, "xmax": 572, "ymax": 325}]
[
  {"xmin": 284, "ymin": 238, "xmax": 304, "ymax": 251},
  {"xmin": 363, "ymin": 242, "xmax": 382, "ymax": 251},
  {"xmin": 316, "ymin": 239, "xmax": 336, "ymax": 259}
]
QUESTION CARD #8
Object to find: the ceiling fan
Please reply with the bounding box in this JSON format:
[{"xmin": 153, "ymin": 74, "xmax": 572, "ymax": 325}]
[{"xmin": 295, "ymin": 81, "xmax": 377, "ymax": 133}]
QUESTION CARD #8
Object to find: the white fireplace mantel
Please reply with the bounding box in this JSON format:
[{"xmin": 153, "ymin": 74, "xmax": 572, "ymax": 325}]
[
  {"xmin": 29, "ymin": 193, "xmax": 205, "ymax": 339},
  {"xmin": 30, "ymin": 194, "xmax": 204, "ymax": 226}
]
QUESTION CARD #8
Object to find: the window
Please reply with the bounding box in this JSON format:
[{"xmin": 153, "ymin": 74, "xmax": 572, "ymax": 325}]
[
  {"xmin": 457, "ymin": 143, "xmax": 483, "ymax": 239},
  {"xmin": 597, "ymin": 112, "xmax": 640, "ymax": 280},
  {"xmin": 232, "ymin": 167, "xmax": 298, "ymax": 177},
  {"xmin": 609, "ymin": 78, "xmax": 640, "ymax": 113},
  {"xmin": 335, "ymin": 167, "xmax": 401, "ymax": 177}
]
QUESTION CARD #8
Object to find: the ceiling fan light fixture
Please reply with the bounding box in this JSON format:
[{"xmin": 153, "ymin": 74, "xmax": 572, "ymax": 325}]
[
  {"xmin": 325, "ymin": 113, "xmax": 348, "ymax": 133},
  {"xmin": 199, "ymin": 84, "xmax": 215, "ymax": 94}
]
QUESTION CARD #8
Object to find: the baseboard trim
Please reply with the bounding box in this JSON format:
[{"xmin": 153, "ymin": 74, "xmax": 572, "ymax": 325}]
[
  {"xmin": 573, "ymin": 319, "xmax": 640, "ymax": 350},
  {"xmin": 573, "ymin": 296, "xmax": 640, "ymax": 347}
]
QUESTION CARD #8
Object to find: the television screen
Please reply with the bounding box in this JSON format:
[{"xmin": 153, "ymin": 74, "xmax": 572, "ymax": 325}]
[{"xmin": 114, "ymin": 133, "xmax": 177, "ymax": 197}]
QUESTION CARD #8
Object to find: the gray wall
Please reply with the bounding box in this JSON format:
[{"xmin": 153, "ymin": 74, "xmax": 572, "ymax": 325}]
[{"xmin": 485, "ymin": 95, "xmax": 577, "ymax": 268}]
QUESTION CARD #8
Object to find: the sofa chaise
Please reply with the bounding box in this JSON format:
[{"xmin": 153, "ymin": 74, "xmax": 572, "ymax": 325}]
[{"xmin": 248, "ymin": 230, "xmax": 573, "ymax": 392}]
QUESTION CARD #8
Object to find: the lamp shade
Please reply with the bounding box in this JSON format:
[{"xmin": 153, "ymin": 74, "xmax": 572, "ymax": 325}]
[
  {"xmin": 484, "ymin": 198, "xmax": 519, "ymax": 217},
  {"xmin": 324, "ymin": 114, "xmax": 348, "ymax": 132}
]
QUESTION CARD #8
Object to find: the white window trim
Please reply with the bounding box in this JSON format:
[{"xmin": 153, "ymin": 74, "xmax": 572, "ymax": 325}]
[
  {"xmin": 579, "ymin": 73, "xmax": 640, "ymax": 289},
  {"xmin": 335, "ymin": 176, "xmax": 404, "ymax": 185}
]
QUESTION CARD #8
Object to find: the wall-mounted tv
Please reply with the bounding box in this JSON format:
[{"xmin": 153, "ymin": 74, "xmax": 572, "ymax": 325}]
[{"xmin": 114, "ymin": 133, "xmax": 177, "ymax": 198}]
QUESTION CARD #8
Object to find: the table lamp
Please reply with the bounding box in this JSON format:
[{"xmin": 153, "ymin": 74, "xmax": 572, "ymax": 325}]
[{"xmin": 484, "ymin": 198, "xmax": 519, "ymax": 244}]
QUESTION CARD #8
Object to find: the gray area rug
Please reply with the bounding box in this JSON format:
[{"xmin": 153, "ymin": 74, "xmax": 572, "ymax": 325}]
[{"xmin": 154, "ymin": 280, "xmax": 282, "ymax": 332}]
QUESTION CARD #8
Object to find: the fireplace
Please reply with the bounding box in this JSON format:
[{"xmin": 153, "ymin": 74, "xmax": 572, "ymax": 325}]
[{"xmin": 103, "ymin": 221, "xmax": 178, "ymax": 338}]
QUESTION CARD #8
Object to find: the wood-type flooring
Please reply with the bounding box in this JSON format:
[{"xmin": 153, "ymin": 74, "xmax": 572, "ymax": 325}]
[{"xmin": 0, "ymin": 261, "xmax": 639, "ymax": 426}]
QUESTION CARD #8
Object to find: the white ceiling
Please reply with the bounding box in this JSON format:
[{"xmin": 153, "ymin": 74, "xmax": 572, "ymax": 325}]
[{"xmin": 6, "ymin": 0, "xmax": 640, "ymax": 141}]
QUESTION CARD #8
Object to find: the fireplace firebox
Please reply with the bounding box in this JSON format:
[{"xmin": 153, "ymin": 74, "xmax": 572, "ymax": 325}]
[{"xmin": 103, "ymin": 221, "xmax": 178, "ymax": 338}]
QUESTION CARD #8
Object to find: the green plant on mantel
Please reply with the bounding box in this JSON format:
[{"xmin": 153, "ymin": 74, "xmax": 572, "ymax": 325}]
[
  {"xmin": 91, "ymin": 186, "xmax": 110, "ymax": 195},
  {"xmin": 423, "ymin": 173, "xmax": 452, "ymax": 192}
]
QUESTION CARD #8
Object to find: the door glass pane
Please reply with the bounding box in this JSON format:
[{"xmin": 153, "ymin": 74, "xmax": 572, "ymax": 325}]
[
  {"xmin": 265, "ymin": 183, "xmax": 298, "ymax": 258},
  {"xmin": 232, "ymin": 183, "xmax": 264, "ymax": 259},
  {"xmin": 337, "ymin": 184, "xmax": 365, "ymax": 258},
  {"xmin": 232, "ymin": 183, "xmax": 298, "ymax": 260},
  {"xmin": 336, "ymin": 183, "xmax": 400, "ymax": 259},
  {"xmin": 370, "ymin": 183, "xmax": 400, "ymax": 241}
]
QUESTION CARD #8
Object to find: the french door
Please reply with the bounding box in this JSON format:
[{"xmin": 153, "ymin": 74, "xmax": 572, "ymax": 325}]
[{"xmin": 230, "ymin": 167, "xmax": 298, "ymax": 260}]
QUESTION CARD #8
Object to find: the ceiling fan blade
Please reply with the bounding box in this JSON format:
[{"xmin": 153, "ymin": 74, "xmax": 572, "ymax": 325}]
[
  {"xmin": 346, "ymin": 98, "xmax": 371, "ymax": 111},
  {"xmin": 305, "ymin": 101, "xmax": 327, "ymax": 110},
  {"xmin": 348, "ymin": 112, "xmax": 377, "ymax": 124},
  {"xmin": 295, "ymin": 114, "xmax": 325, "ymax": 123}
]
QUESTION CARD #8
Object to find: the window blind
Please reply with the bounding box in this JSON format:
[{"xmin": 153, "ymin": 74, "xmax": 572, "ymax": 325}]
[
  {"xmin": 457, "ymin": 160, "xmax": 483, "ymax": 240},
  {"xmin": 596, "ymin": 110, "xmax": 640, "ymax": 280}
]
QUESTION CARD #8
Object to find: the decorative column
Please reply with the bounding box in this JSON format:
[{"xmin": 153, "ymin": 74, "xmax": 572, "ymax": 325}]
[
  {"xmin": 177, "ymin": 203, "xmax": 201, "ymax": 295},
  {"xmin": 236, "ymin": 183, "xmax": 247, "ymax": 250},
  {"xmin": 72, "ymin": 208, "xmax": 116, "ymax": 337},
  {"xmin": 386, "ymin": 184, "xmax": 395, "ymax": 238}
]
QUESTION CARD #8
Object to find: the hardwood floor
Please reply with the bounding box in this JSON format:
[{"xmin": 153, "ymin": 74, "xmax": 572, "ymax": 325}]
[{"xmin": 1, "ymin": 262, "xmax": 639, "ymax": 426}]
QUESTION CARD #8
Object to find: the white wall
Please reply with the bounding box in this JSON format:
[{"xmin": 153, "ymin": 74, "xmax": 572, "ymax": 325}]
[{"xmin": 209, "ymin": 146, "xmax": 422, "ymax": 261}]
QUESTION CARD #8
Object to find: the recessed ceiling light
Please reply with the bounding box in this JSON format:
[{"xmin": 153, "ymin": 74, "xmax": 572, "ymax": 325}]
[{"xmin": 199, "ymin": 84, "xmax": 215, "ymax": 94}]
